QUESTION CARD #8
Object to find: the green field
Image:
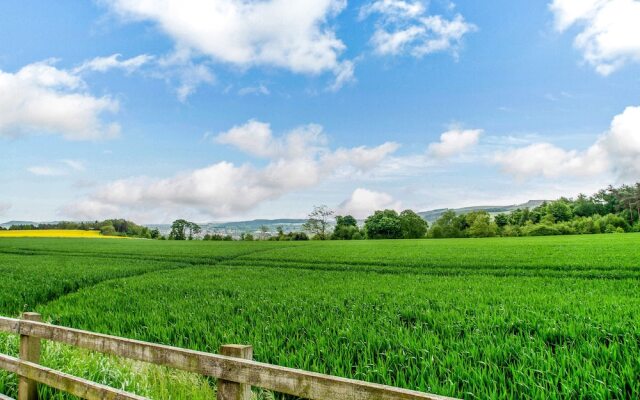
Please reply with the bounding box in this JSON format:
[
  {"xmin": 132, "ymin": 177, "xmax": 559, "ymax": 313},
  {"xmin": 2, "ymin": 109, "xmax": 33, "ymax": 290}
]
[{"xmin": 0, "ymin": 236, "xmax": 639, "ymax": 399}]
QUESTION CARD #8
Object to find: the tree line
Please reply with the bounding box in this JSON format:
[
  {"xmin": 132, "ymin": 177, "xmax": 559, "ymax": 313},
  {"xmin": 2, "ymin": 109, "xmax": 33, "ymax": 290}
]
[
  {"xmin": 0, "ymin": 219, "xmax": 160, "ymax": 239},
  {"xmin": 1, "ymin": 219, "xmax": 160, "ymax": 239},
  {"xmin": 5, "ymin": 182, "xmax": 639, "ymax": 240},
  {"xmin": 428, "ymin": 183, "xmax": 640, "ymax": 238},
  {"xmin": 279, "ymin": 182, "xmax": 640, "ymax": 240}
]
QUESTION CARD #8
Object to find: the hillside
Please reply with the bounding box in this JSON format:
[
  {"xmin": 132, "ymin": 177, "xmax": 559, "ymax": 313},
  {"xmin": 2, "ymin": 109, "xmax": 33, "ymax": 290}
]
[{"xmin": 418, "ymin": 200, "xmax": 547, "ymax": 223}]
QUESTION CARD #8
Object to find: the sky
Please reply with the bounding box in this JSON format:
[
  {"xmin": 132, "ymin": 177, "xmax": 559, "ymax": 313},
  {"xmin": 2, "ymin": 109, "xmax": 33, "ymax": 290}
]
[{"xmin": 1, "ymin": 0, "xmax": 640, "ymax": 223}]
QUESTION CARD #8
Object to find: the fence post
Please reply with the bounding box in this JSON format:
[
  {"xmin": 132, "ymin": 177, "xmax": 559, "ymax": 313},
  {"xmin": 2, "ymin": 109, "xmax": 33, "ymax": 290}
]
[
  {"xmin": 217, "ymin": 344, "xmax": 253, "ymax": 400},
  {"xmin": 18, "ymin": 312, "xmax": 41, "ymax": 400}
]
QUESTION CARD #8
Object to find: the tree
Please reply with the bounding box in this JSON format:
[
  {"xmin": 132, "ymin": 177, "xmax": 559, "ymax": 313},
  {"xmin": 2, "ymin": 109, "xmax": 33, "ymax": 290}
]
[
  {"xmin": 592, "ymin": 187, "xmax": 618, "ymax": 215},
  {"xmin": 494, "ymin": 213, "xmax": 509, "ymax": 228},
  {"xmin": 399, "ymin": 210, "xmax": 428, "ymax": 238},
  {"xmin": 259, "ymin": 225, "xmax": 269, "ymax": 240},
  {"xmin": 572, "ymin": 194, "xmax": 598, "ymax": 217},
  {"xmin": 187, "ymin": 222, "xmax": 201, "ymax": 240},
  {"xmin": 428, "ymin": 210, "xmax": 463, "ymax": 238},
  {"xmin": 364, "ymin": 210, "xmax": 402, "ymax": 239},
  {"xmin": 335, "ymin": 215, "xmax": 357, "ymax": 227},
  {"xmin": 240, "ymin": 233, "xmax": 254, "ymax": 241},
  {"xmin": 612, "ymin": 185, "xmax": 636, "ymax": 225},
  {"xmin": 547, "ymin": 200, "xmax": 573, "ymax": 222},
  {"xmin": 466, "ymin": 211, "xmax": 498, "ymax": 238},
  {"xmin": 634, "ymin": 183, "xmax": 640, "ymax": 225},
  {"xmin": 332, "ymin": 215, "xmax": 360, "ymax": 240},
  {"xmin": 302, "ymin": 205, "xmax": 334, "ymax": 239},
  {"xmin": 169, "ymin": 219, "xmax": 190, "ymax": 240}
]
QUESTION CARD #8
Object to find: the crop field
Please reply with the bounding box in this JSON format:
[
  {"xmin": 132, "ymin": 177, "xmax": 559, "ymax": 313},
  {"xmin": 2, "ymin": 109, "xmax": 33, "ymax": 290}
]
[
  {"xmin": 0, "ymin": 230, "xmax": 117, "ymax": 238},
  {"xmin": 0, "ymin": 236, "xmax": 639, "ymax": 399}
]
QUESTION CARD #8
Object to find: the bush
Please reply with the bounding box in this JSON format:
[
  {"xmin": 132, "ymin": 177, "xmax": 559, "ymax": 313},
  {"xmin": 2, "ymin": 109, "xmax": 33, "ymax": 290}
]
[
  {"xmin": 332, "ymin": 225, "xmax": 361, "ymax": 240},
  {"xmin": 571, "ymin": 217, "xmax": 600, "ymax": 234},
  {"xmin": 598, "ymin": 214, "xmax": 629, "ymax": 232},
  {"xmin": 522, "ymin": 224, "xmax": 561, "ymax": 236},
  {"xmin": 501, "ymin": 225, "xmax": 520, "ymax": 237},
  {"xmin": 555, "ymin": 222, "xmax": 576, "ymax": 235},
  {"xmin": 99, "ymin": 224, "xmax": 117, "ymax": 236},
  {"xmin": 466, "ymin": 212, "xmax": 497, "ymax": 238},
  {"xmin": 427, "ymin": 225, "xmax": 444, "ymax": 239}
]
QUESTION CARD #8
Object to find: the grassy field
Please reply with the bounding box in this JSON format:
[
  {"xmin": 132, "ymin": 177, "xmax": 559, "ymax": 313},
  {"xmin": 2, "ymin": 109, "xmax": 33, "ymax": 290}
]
[
  {"xmin": 0, "ymin": 236, "xmax": 638, "ymax": 399},
  {"xmin": 0, "ymin": 230, "xmax": 118, "ymax": 238}
]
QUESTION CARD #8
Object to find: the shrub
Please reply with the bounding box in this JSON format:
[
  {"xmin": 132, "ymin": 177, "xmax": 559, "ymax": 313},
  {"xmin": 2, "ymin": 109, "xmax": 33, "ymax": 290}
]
[
  {"xmin": 501, "ymin": 225, "xmax": 520, "ymax": 237},
  {"xmin": 522, "ymin": 224, "xmax": 561, "ymax": 236}
]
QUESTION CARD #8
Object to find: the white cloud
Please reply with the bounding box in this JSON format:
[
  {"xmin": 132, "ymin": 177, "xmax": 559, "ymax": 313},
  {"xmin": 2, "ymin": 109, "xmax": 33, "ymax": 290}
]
[
  {"xmin": 102, "ymin": 0, "xmax": 354, "ymax": 89},
  {"xmin": 66, "ymin": 120, "xmax": 398, "ymax": 220},
  {"xmin": 550, "ymin": 0, "xmax": 640, "ymax": 75},
  {"xmin": 215, "ymin": 120, "xmax": 329, "ymax": 159},
  {"xmin": 75, "ymin": 53, "xmax": 154, "ymax": 73},
  {"xmin": 76, "ymin": 51, "xmax": 215, "ymax": 102},
  {"xmin": 428, "ymin": 128, "xmax": 482, "ymax": 158},
  {"xmin": 326, "ymin": 142, "xmax": 401, "ymax": 170},
  {"xmin": 494, "ymin": 105, "xmax": 640, "ymax": 180},
  {"xmin": 174, "ymin": 63, "xmax": 216, "ymax": 102},
  {"xmin": 601, "ymin": 105, "xmax": 640, "ymax": 179},
  {"xmin": 61, "ymin": 159, "xmax": 86, "ymax": 171},
  {"xmin": 362, "ymin": 0, "xmax": 476, "ymax": 57},
  {"xmin": 28, "ymin": 159, "xmax": 87, "ymax": 176},
  {"xmin": 493, "ymin": 142, "xmax": 607, "ymax": 179},
  {"xmin": 0, "ymin": 60, "xmax": 120, "ymax": 140},
  {"xmin": 238, "ymin": 84, "xmax": 270, "ymax": 96},
  {"xmin": 27, "ymin": 166, "xmax": 67, "ymax": 177},
  {"xmin": 328, "ymin": 59, "xmax": 356, "ymax": 91},
  {"xmin": 337, "ymin": 188, "xmax": 401, "ymax": 218},
  {"xmin": 361, "ymin": 0, "xmax": 426, "ymax": 20}
]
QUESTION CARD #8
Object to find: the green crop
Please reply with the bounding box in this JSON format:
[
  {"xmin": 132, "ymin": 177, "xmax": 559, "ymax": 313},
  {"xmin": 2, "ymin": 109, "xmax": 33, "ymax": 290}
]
[{"xmin": 0, "ymin": 235, "xmax": 639, "ymax": 399}]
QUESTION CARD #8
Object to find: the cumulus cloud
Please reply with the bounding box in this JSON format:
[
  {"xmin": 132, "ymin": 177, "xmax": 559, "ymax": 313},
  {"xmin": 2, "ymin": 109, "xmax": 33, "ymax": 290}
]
[
  {"xmin": 75, "ymin": 54, "xmax": 154, "ymax": 73},
  {"xmin": 428, "ymin": 128, "xmax": 482, "ymax": 158},
  {"xmin": 215, "ymin": 120, "xmax": 328, "ymax": 159},
  {"xmin": 101, "ymin": 0, "xmax": 354, "ymax": 89},
  {"xmin": 550, "ymin": 0, "xmax": 640, "ymax": 75},
  {"xmin": 337, "ymin": 188, "xmax": 401, "ymax": 218},
  {"xmin": 0, "ymin": 60, "xmax": 120, "ymax": 140},
  {"xmin": 494, "ymin": 105, "xmax": 640, "ymax": 180},
  {"xmin": 361, "ymin": 0, "xmax": 476, "ymax": 57},
  {"xmin": 66, "ymin": 120, "xmax": 399, "ymax": 220}
]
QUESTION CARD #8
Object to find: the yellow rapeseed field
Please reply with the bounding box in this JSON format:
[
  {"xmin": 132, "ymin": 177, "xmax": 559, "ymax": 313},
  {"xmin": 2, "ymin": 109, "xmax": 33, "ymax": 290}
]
[{"xmin": 0, "ymin": 230, "xmax": 124, "ymax": 238}]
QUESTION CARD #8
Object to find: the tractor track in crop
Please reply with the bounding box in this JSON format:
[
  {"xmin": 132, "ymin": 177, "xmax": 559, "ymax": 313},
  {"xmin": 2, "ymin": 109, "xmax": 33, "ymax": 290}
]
[{"xmin": 2, "ymin": 244, "xmax": 300, "ymax": 318}]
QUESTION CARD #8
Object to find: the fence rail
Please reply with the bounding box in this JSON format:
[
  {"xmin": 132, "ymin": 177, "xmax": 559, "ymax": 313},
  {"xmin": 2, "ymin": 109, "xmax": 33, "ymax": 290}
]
[{"xmin": 0, "ymin": 313, "xmax": 457, "ymax": 400}]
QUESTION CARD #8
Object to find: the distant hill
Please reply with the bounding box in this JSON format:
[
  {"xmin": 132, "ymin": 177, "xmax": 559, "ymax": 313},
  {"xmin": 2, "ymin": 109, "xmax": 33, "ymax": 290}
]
[
  {"xmin": 0, "ymin": 220, "xmax": 43, "ymax": 229},
  {"xmin": 146, "ymin": 219, "xmax": 309, "ymax": 235},
  {"xmin": 2, "ymin": 202, "xmax": 549, "ymax": 234},
  {"xmin": 418, "ymin": 200, "xmax": 548, "ymax": 223}
]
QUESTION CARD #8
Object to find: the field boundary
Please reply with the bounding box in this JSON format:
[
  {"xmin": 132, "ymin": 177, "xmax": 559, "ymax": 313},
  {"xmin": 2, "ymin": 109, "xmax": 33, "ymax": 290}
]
[{"xmin": 0, "ymin": 313, "xmax": 456, "ymax": 400}]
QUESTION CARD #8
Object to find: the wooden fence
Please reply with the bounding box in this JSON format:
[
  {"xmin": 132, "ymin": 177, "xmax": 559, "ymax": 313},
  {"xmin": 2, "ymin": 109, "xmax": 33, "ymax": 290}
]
[{"xmin": 0, "ymin": 313, "xmax": 457, "ymax": 400}]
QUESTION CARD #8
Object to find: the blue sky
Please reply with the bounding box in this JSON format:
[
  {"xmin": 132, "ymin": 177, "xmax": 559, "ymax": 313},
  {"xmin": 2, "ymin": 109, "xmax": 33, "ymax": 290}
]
[{"xmin": 1, "ymin": 0, "xmax": 640, "ymax": 223}]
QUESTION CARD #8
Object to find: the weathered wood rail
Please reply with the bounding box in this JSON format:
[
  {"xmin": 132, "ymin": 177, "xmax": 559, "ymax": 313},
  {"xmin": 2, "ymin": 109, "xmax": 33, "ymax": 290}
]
[{"xmin": 0, "ymin": 313, "xmax": 457, "ymax": 400}]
